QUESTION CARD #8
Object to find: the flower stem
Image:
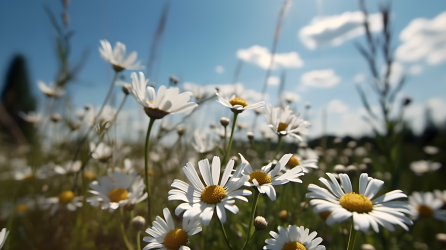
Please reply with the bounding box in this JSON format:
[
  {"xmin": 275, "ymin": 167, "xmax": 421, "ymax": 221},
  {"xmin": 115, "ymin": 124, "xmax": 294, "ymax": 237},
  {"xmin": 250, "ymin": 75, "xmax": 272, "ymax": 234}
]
[
  {"xmin": 218, "ymin": 217, "xmax": 234, "ymax": 250},
  {"xmin": 241, "ymin": 189, "xmax": 260, "ymax": 250},
  {"xmin": 144, "ymin": 118, "xmax": 156, "ymax": 221},
  {"xmin": 272, "ymin": 135, "xmax": 283, "ymax": 160},
  {"xmin": 347, "ymin": 222, "xmax": 357, "ymax": 250},
  {"xmin": 120, "ymin": 208, "xmax": 133, "ymax": 250},
  {"xmin": 222, "ymin": 112, "xmax": 238, "ymax": 165},
  {"xmin": 136, "ymin": 230, "xmax": 141, "ymax": 250}
]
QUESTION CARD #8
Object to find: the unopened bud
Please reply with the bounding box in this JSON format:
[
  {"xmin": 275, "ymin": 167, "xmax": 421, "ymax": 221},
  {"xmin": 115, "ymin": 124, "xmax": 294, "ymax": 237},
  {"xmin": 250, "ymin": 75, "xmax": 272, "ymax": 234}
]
[
  {"xmin": 279, "ymin": 210, "xmax": 288, "ymax": 221},
  {"xmin": 333, "ymin": 164, "xmax": 345, "ymax": 174},
  {"xmin": 437, "ymin": 233, "xmax": 446, "ymax": 246},
  {"xmin": 298, "ymin": 142, "xmax": 308, "ymax": 148},
  {"xmin": 247, "ymin": 132, "xmax": 254, "ymax": 141},
  {"xmin": 403, "ymin": 97, "xmax": 412, "ymax": 106},
  {"xmin": 169, "ymin": 76, "xmax": 179, "ymax": 85},
  {"xmin": 333, "ymin": 137, "xmax": 342, "ymax": 144},
  {"xmin": 177, "ymin": 126, "xmax": 185, "ymax": 136},
  {"xmin": 50, "ymin": 113, "xmax": 62, "ymax": 123},
  {"xmin": 305, "ymin": 103, "xmax": 311, "ymax": 109},
  {"xmin": 121, "ymin": 83, "xmax": 131, "ymax": 95},
  {"xmin": 132, "ymin": 216, "xmax": 146, "ymax": 231},
  {"xmin": 124, "ymin": 203, "xmax": 135, "ymax": 211},
  {"xmin": 210, "ymin": 122, "xmax": 216, "ymax": 129},
  {"xmin": 361, "ymin": 244, "xmax": 375, "ymax": 250},
  {"xmin": 253, "ymin": 216, "xmax": 267, "ymax": 230},
  {"xmin": 347, "ymin": 141, "xmax": 357, "ymax": 148},
  {"xmin": 220, "ymin": 117, "xmax": 230, "ymax": 127},
  {"xmin": 345, "ymin": 165, "xmax": 358, "ymax": 175}
]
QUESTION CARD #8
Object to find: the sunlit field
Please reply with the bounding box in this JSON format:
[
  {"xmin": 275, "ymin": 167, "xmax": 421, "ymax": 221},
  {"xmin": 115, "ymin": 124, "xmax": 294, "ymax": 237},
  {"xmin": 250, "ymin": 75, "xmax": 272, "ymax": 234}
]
[{"xmin": 1, "ymin": 0, "xmax": 446, "ymax": 250}]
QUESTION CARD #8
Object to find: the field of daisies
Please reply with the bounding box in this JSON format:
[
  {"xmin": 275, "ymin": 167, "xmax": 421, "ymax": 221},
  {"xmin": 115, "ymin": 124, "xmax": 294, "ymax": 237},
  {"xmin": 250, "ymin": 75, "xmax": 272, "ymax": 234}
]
[{"xmin": 1, "ymin": 1, "xmax": 446, "ymax": 250}]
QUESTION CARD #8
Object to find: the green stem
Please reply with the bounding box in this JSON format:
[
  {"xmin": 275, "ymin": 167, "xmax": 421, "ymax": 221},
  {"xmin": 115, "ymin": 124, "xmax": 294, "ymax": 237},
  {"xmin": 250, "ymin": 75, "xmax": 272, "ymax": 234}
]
[
  {"xmin": 144, "ymin": 118, "xmax": 156, "ymax": 221},
  {"xmin": 272, "ymin": 135, "xmax": 283, "ymax": 160},
  {"xmin": 347, "ymin": 222, "xmax": 357, "ymax": 250},
  {"xmin": 136, "ymin": 230, "xmax": 141, "ymax": 250},
  {"xmin": 242, "ymin": 189, "xmax": 260, "ymax": 250},
  {"xmin": 120, "ymin": 208, "xmax": 133, "ymax": 250},
  {"xmin": 223, "ymin": 126, "xmax": 227, "ymax": 154},
  {"xmin": 222, "ymin": 112, "xmax": 239, "ymax": 165},
  {"xmin": 218, "ymin": 217, "xmax": 234, "ymax": 250}
]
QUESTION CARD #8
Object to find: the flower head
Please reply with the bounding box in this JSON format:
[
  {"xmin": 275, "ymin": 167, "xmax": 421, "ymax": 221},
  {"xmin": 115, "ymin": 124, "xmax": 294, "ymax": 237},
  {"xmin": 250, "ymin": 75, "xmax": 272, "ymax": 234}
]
[
  {"xmin": 306, "ymin": 173, "xmax": 413, "ymax": 232},
  {"xmin": 191, "ymin": 130, "xmax": 215, "ymax": 154},
  {"xmin": 90, "ymin": 142, "xmax": 113, "ymax": 163},
  {"xmin": 37, "ymin": 81, "xmax": 65, "ymax": 98},
  {"xmin": 54, "ymin": 161, "xmax": 82, "ymax": 175},
  {"xmin": 168, "ymin": 156, "xmax": 251, "ymax": 226},
  {"xmin": 19, "ymin": 111, "xmax": 42, "ymax": 125},
  {"xmin": 410, "ymin": 160, "xmax": 441, "ymax": 175},
  {"xmin": 86, "ymin": 171, "xmax": 147, "ymax": 210},
  {"xmin": 45, "ymin": 191, "xmax": 83, "ymax": 215},
  {"xmin": 409, "ymin": 191, "xmax": 446, "ymax": 222},
  {"xmin": 216, "ymin": 92, "xmax": 264, "ymax": 113},
  {"xmin": 99, "ymin": 39, "xmax": 143, "ymax": 72},
  {"xmin": 264, "ymin": 104, "xmax": 310, "ymax": 141},
  {"xmin": 143, "ymin": 208, "xmax": 201, "ymax": 250},
  {"xmin": 238, "ymin": 154, "xmax": 304, "ymax": 200},
  {"xmin": 129, "ymin": 72, "xmax": 198, "ymax": 119},
  {"xmin": 264, "ymin": 225, "xmax": 325, "ymax": 250}
]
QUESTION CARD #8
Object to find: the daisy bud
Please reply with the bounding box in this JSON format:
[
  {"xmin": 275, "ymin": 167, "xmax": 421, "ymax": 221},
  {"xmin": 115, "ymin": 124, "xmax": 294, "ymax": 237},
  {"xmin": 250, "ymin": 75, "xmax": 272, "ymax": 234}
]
[
  {"xmin": 347, "ymin": 141, "xmax": 357, "ymax": 148},
  {"xmin": 169, "ymin": 76, "xmax": 179, "ymax": 85},
  {"xmin": 333, "ymin": 137, "xmax": 342, "ymax": 144},
  {"xmin": 247, "ymin": 132, "xmax": 254, "ymax": 142},
  {"xmin": 210, "ymin": 122, "xmax": 216, "ymax": 129},
  {"xmin": 345, "ymin": 165, "xmax": 358, "ymax": 175},
  {"xmin": 220, "ymin": 117, "xmax": 230, "ymax": 127},
  {"xmin": 121, "ymin": 83, "xmax": 131, "ymax": 95},
  {"xmin": 50, "ymin": 113, "xmax": 62, "ymax": 123},
  {"xmin": 403, "ymin": 97, "xmax": 412, "ymax": 106},
  {"xmin": 132, "ymin": 216, "xmax": 146, "ymax": 231},
  {"xmin": 361, "ymin": 244, "xmax": 375, "ymax": 250},
  {"xmin": 177, "ymin": 126, "xmax": 185, "ymax": 136},
  {"xmin": 279, "ymin": 210, "xmax": 288, "ymax": 221},
  {"xmin": 305, "ymin": 103, "xmax": 311, "ymax": 109},
  {"xmin": 298, "ymin": 142, "xmax": 308, "ymax": 148},
  {"xmin": 333, "ymin": 164, "xmax": 346, "ymax": 174},
  {"xmin": 253, "ymin": 216, "xmax": 267, "ymax": 231},
  {"xmin": 437, "ymin": 233, "xmax": 446, "ymax": 246}
]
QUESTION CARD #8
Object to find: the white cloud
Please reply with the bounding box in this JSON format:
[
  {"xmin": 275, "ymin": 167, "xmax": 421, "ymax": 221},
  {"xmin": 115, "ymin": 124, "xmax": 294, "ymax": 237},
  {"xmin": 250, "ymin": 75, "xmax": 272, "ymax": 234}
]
[
  {"xmin": 236, "ymin": 45, "xmax": 304, "ymax": 70},
  {"xmin": 215, "ymin": 65, "xmax": 224, "ymax": 74},
  {"xmin": 409, "ymin": 64, "xmax": 423, "ymax": 76},
  {"xmin": 267, "ymin": 76, "xmax": 281, "ymax": 86},
  {"xmin": 301, "ymin": 69, "xmax": 340, "ymax": 88},
  {"xmin": 299, "ymin": 11, "xmax": 382, "ymax": 50},
  {"xmin": 396, "ymin": 11, "xmax": 446, "ymax": 65},
  {"xmin": 328, "ymin": 99, "xmax": 349, "ymax": 113},
  {"xmin": 388, "ymin": 62, "xmax": 405, "ymax": 85}
]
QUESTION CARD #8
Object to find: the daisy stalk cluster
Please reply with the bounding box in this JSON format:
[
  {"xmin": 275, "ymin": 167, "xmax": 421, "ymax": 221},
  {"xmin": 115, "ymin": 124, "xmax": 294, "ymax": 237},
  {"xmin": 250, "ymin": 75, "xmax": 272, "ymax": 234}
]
[{"xmin": 2, "ymin": 3, "xmax": 446, "ymax": 249}]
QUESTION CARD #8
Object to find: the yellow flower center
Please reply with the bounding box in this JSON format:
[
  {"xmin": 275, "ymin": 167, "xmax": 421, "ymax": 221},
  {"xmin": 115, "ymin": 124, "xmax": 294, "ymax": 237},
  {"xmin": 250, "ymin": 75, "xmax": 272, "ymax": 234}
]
[
  {"xmin": 58, "ymin": 191, "xmax": 75, "ymax": 204},
  {"xmin": 286, "ymin": 156, "xmax": 301, "ymax": 168},
  {"xmin": 201, "ymin": 185, "xmax": 226, "ymax": 204},
  {"xmin": 229, "ymin": 97, "xmax": 248, "ymax": 107},
  {"xmin": 278, "ymin": 122, "xmax": 289, "ymax": 132},
  {"xmin": 249, "ymin": 171, "xmax": 271, "ymax": 185},
  {"xmin": 23, "ymin": 174, "xmax": 34, "ymax": 180},
  {"xmin": 148, "ymin": 169, "xmax": 154, "ymax": 176},
  {"xmin": 15, "ymin": 204, "xmax": 28, "ymax": 213},
  {"xmin": 319, "ymin": 211, "xmax": 332, "ymax": 220},
  {"xmin": 339, "ymin": 192, "xmax": 373, "ymax": 213},
  {"xmin": 282, "ymin": 241, "xmax": 307, "ymax": 250},
  {"xmin": 418, "ymin": 205, "xmax": 434, "ymax": 217},
  {"xmin": 108, "ymin": 188, "xmax": 129, "ymax": 203},
  {"xmin": 164, "ymin": 228, "xmax": 188, "ymax": 250},
  {"xmin": 84, "ymin": 171, "xmax": 96, "ymax": 180}
]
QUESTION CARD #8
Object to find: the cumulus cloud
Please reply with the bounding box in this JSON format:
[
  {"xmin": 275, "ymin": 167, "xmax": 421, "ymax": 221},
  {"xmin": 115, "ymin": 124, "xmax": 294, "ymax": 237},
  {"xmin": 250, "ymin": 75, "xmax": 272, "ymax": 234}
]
[
  {"xmin": 409, "ymin": 64, "xmax": 423, "ymax": 76},
  {"xmin": 328, "ymin": 99, "xmax": 349, "ymax": 113},
  {"xmin": 215, "ymin": 65, "xmax": 224, "ymax": 74},
  {"xmin": 301, "ymin": 69, "xmax": 340, "ymax": 88},
  {"xmin": 236, "ymin": 45, "xmax": 304, "ymax": 70},
  {"xmin": 396, "ymin": 11, "xmax": 446, "ymax": 65},
  {"xmin": 267, "ymin": 76, "xmax": 281, "ymax": 86},
  {"xmin": 299, "ymin": 11, "xmax": 382, "ymax": 50}
]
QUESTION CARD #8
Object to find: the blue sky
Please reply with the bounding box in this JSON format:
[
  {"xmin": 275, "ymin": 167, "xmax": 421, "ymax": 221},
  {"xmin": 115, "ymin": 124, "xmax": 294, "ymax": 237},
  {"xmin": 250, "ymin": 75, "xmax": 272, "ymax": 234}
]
[{"xmin": 1, "ymin": 0, "xmax": 446, "ymax": 138}]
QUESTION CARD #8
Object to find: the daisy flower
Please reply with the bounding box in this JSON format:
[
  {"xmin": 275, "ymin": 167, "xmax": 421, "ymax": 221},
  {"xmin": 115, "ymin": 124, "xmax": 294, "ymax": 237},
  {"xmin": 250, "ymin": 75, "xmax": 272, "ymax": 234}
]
[
  {"xmin": 129, "ymin": 72, "xmax": 198, "ymax": 119},
  {"xmin": 54, "ymin": 160, "xmax": 82, "ymax": 175},
  {"xmin": 215, "ymin": 92, "xmax": 264, "ymax": 113},
  {"xmin": 281, "ymin": 91, "xmax": 300, "ymax": 104},
  {"xmin": 0, "ymin": 228, "xmax": 8, "ymax": 249},
  {"xmin": 111, "ymin": 158, "xmax": 135, "ymax": 174},
  {"xmin": 434, "ymin": 190, "xmax": 446, "ymax": 209},
  {"xmin": 183, "ymin": 82, "xmax": 213, "ymax": 101},
  {"xmin": 13, "ymin": 166, "xmax": 49, "ymax": 180},
  {"xmin": 191, "ymin": 130, "xmax": 215, "ymax": 154},
  {"xmin": 306, "ymin": 173, "xmax": 413, "ymax": 232},
  {"xmin": 45, "ymin": 191, "xmax": 83, "ymax": 215},
  {"xmin": 19, "ymin": 111, "xmax": 42, "ymax": 125},
  {"xmin": 283, "ymin": 153, "xmax": 318, "ymax": 173},
  {"xmin": 409, "ymin": 191, "xmax": 446, "ymax": 222},
  {"xmin": 238, "ymin": 154, "xmax": 304, "ymax": 201},
  {"xmin": 37, "ymin": 81, "xmax": 65, "ymax": 98},
  {"xmin": 143, "ymin": 207, "xmax": 201, "ymax": 250},
  {"xmin": 86, "ymin": 171, "xmax": 147, "ymax": 210},
  {"xmin": 264, "ymin": 225, "xmax": 325, "ymax": 250},
  {"xmin": 99, "ymin": 39, "xmax": 143, "ymax": 72},
  {"xmin": 90, "ymin": 142, "xmax": 112, "ymax": 163},
  {"xmin": 410, "ymin": 160, "xmax": 441, "ymax": 175},
  {"xmin": 168, "ymin": 156, "xmax": 251, "ymax": 226},
  {"xmin": 264, "ymin": 104, "xmax": 310, "ymax": 141}
]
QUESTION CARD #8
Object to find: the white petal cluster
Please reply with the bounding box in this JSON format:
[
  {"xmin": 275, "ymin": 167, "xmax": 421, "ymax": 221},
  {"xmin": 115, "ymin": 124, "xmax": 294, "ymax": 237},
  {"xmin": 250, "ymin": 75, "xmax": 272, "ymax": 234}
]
[
  {"xmin": 37, "ymin": 81, "xmax": 65, "ymax": 98},
  {"xmin": 191, "ymin": 130, "xmax": 215, "ymax": 154},
  {"xmin": 409, "ymin": 191, "xmax": 446, "ymax": 222},
  {"xmin": 264, "ymin": 225, "xmax": 325, "ymax": 250},
  {"xmin": 264, "ymin": 104, "xmax": 310, "ymax": 141},
  {"xmin": 99, "ymin": 39, "xmax": 143, "ymax": 71}
]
